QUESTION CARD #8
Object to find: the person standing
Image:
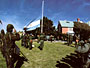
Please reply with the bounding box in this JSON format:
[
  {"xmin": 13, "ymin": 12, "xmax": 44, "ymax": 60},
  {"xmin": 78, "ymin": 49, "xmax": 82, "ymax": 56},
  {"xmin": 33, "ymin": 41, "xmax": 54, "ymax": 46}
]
[
  {"xmin": 75, "ymin": 40, "xmax": 89, "ymax": 68},
  {"xmin": 37, "ymin": 34, "xmax": 40, "ymax": 43},
  {"xmin": 25, "ymin": 33, "xmax": 29, "ymax": 48},
  {"xmin": 85, "ymin": 38, "xmax": 90, "ymax": 68},
  {"xmin": 21, "ymin": 33, "xmax": 24, "ymax": 46},
  {"xmin": 50, "ymin": 35, "xmax": 53, "ymax": 42},
  {"xmin": 0, "ymin": 29, "xmax": 6, "ymax": 57},
  {"xmin": 29, "ymin": 34, "xmax": 33, "ymax": 50},
  {"xmin": 0, "ymin": 31, "xmax": 2, "ymax": 51},
  {"xmin": 38, "ymin": 33, "xmax": 45, "ymax": 50},
  {"xmin": 5, "ymin": 24, "xmax": 27, "ymax": 68}
]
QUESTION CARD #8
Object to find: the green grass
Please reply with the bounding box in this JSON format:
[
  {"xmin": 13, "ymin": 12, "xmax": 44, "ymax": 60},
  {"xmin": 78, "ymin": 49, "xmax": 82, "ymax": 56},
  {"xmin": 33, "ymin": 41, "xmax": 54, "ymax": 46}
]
[
  {"xmin": 0, "ymin": 52, "xmax": 6, "ymax": 68},
  {"xmin": 0, "ymin": 41, "xmax": 75, "ymax": 68}
]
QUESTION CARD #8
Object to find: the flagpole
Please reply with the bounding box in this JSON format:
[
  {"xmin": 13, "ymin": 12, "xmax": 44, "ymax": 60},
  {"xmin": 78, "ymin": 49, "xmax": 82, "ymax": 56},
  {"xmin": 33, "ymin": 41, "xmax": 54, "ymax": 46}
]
[
  {"xmin": 41, "ymin": 0, "xmax": 44, "ymax": 33},
  {"xmin": 0, "ymin": 20, "xmax": 2, "ymax": 24},
  {"xmin": 0, "ymin": 20, "xmax": 2, "ymax": 30}
]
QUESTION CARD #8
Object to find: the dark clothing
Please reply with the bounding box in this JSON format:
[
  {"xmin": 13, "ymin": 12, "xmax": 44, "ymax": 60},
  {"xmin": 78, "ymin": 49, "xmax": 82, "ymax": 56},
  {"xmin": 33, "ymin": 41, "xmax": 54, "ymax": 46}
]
[
  {"xmin": 29, "ymin": 36, "xmax": 33, "ymax": 50},
  {"xmin": 5, "ymin": 32, "xmax": 20, "ymax": 55},
  {"xmin": 7, "ymin": 53, "xmax": 24, "ymax": 68},
  {"xmin": 5, "ymin": 32, "xmax": 24, "ymax": 68},
  {"xmin": 0, "ymin": 30, "xmax": 7, "ymax": 59},
  {"xmin": 38, "ymin": 34, "xmax": 45, "ymax": 50},
  {"xmin": 40, "ymin": 40, "xmax": 44, "ymax": 49},
  {"xmin": 75, "ymin": 43, "xmax": 90, "ymax": 68},
  {"xmin": 67, "ymin": 35, "xmax": 73, "ymax": 46},
  {"xmin": 21, "ymin": 34, "xmax": 26, "ymax": 46},
  {"xmin": 22, "ymin": 34, "xmax": 29, "ymax": 48},
  {"xmin": 0, "ymin": 33, "xmax": 2, "ymax": 50},
  {"xmin": 21, "ymin": 34, "xmax": 24, "ymax": 46}
]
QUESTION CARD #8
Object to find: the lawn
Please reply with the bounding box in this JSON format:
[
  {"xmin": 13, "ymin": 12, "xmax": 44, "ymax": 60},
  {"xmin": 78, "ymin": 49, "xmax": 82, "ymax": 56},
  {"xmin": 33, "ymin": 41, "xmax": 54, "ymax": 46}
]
[{"xmin": 0, "ymin": 41, "xmax": 75, "ymax": 68}]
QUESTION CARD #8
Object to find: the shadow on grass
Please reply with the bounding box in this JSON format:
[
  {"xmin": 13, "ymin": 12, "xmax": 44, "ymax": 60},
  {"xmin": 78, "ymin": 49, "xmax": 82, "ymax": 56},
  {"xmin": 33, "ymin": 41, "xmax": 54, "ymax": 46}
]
[
  {"xmin": 56, "ymin": 53, "xmax": 84, "ymax": 68},
  {"xmin": 63, "ymin": 43, "xmax": 75, "ymax": 48}
]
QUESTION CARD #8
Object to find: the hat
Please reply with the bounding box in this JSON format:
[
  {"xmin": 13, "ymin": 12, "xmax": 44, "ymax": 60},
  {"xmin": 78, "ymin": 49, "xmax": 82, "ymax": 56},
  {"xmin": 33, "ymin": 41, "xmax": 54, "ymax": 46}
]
[
  {"xmin": 88, "ymin": 38, "xmax": 90, "ymax": 42},
  {"xmin": 7, "ymin": 24, "xmax": 14, "ymax": 32},
  {"xmin": 79, "ymin": 40, "xmax": 84, "ymax": 44}
]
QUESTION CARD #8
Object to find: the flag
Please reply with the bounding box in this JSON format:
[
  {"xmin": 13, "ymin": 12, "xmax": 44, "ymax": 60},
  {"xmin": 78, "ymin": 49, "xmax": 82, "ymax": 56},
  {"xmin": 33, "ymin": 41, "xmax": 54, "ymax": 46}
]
[
  {"xmin": 26, "ymin": 20, "xmax": 40, "ymax": 30},
  {"xmin": 0, "ymin": 20, "xmax": 2, "ymax": 24},
  {"xmin": 27, "ymin": 20, "xmax": 40, "ymax": 28}
]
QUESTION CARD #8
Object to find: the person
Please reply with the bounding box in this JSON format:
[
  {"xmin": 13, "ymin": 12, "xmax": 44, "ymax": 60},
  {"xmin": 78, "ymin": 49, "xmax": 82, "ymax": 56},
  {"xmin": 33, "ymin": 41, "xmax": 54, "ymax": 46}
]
[
  {"xmin": 29, "ymin": 34, "xmax": 33, "ymax": 50},
  {"xmin": 75, "ymin": 35, "xmax": 79, "ymax": 48},
  {"xmin": 75, "ymin": 40, "xmax": 89, "ymax": 68},
  {"xmin": 85, "ymin": 38, "xmax": 90, "ymax": 68},
  {"xmin": 50, "ymin": 35, "xmax": 53, "ymax": 42},
  {"xmin": 21, "ymin": 33, "xmax": 24, "ymax": 46},
  {"xmin": 75, "ymin": 40, "xmax": 89, "ymax": 54},
  {"xmin": 67, "ymin": 34, "xmax": 73, "ymax": 46},
  {"xmin": 0, "ymin": 29, "xmax": 6, "ymax": 57},
  {"xmin": 5, "ymin": 24, "xmax": 27, "ymax": 68},
  {"xmin": 0, "ymin": 32, "xmax": 2, "ymax": 50},
  {"xmin": 50, "ymin": 35, "xmax": 54, "ymax": 42},
  {"xmin": 38, "ymin": 33, "xmax": 45, "ymax": 50},
  {"xmin": 22, "ymin": 33, "xmax": 26, "ymax": 47},
  {"xmin": 52, "ymin": 35, "xmax": 55, "ymax": 42},
  {"xmin": 0, "ymin": 29, "xmax": 10, "ymax": 67},
  {"xmin": 69, "ymin": 35, "xmax": 73, "ymax": 44},
  {"xmin": 37, "ymin": 34, "xmax": 40, "ymax": 43},
  {"xmin": 86, "ymin": 38, "xmax": 90, "ymax": 48},
  {"xmin": 24, "ymin": 33, "xmax": 29, "ymax": 48}
]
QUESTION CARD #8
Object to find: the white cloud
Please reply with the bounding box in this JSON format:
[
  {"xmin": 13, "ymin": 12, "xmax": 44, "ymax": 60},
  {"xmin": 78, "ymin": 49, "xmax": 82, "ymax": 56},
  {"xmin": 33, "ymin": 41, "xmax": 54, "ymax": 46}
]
[{"xmin": 0, "ymin": 15, "xmax": 23, "ymax": 32}]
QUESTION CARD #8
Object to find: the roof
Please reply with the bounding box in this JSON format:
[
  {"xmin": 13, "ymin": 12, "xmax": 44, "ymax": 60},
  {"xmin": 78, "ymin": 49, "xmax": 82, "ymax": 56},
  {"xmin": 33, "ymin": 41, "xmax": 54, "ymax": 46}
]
[{"xmin": 59, "ymin": 20, "xmax": 74, "ymax": 27}]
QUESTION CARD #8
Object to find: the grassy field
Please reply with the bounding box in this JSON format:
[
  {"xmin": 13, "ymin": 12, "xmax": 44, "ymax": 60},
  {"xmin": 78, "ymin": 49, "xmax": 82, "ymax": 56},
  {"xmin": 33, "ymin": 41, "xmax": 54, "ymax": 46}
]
[{"xmin": 0, "ymin": 41, "xmax": 75, "ymax": 68}]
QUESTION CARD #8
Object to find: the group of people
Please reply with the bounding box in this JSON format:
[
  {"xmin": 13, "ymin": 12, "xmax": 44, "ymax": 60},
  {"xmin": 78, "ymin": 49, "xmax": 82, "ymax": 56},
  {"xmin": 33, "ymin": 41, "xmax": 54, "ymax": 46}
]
[
  {"xmin": 1, "ymin": 24, "xmax": 90, "ymax": 68},
  {"xmin": 0, "ymin": 23, "xmax": 46, "ymax": 68},
  {"xmin": 21, "ymin": 32, "xmax": 45, "ymax": 50},
  {"xmin": 0, "ymin": 24, "xmax": 28, "ymax": 68},
  {"xmin": 21, "ymin": 33, "xmax": 33, "ymax": 50},
  {"xmin": 75, "ymin": 39, "xmax": 90, "ymax": 68}
]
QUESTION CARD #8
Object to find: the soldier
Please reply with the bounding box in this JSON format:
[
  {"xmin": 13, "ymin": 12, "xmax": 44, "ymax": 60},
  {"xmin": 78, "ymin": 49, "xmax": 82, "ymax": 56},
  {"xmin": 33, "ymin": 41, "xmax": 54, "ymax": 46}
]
[
  {"xmin": 29, "ymin": 34, "xmax": 33, "ymax": 50},
  {"xmin": 50, "ymin": 35, "xmax": 54, "ymax": 42},
  {"xmin": 67, "ymin": 34, "xmax": 73, "ymax": 46},
  {"xmin": 5, "ymin": 24, "xmax": 27, "ymax": 68},
  {"xmin": 0, "ymin": 29, "xmax": 6, "ymax": 57},
  {"xmin": 52, "ymin": 35, "xmax": 55, "ymax": 42},
  {"xmin": 85, "ymin": 38, "xmax": 90, "ymax": 68},
  {"xmin": 75, "ymin": 40, "xmax": 89, "ymax": 68},
  {"xmin": 22, "ymin": 33, "xmax": 26, "ymax": 47},
  {"xmin": 37, "ymin": 35, "xmax": 40, "ymax": 43},
  {"xmin": 69, "ymin": 35, "xmax": 73, "ymax": 44},
  {"xmin": 0, "ymin": 32, "xmax": 2, "ymax": 50},
  {"xmin": 38, "ymin": 33, "xmax": 45, "ymax": 50},
  {"xmin": 50, "ymin": 35, "xmax": 53, "ymax": 42},
  {"xmin": 21, "ymin": 33, "xmax": 24, "ymax": 46},
  {"xmin": 75, "ymin": 35, "xmax": 79, "ymax": 48},
  {"xmin": 24, "ymin": 33, "xmax": 29, "ymax": 48},
  {"xmin": 75, "ymin": 40, "xmax": 89, "ymax": 54},
  {"xmin": 0, "ymin": 29, "xmax": 10, "ymax": 67},
  {"xmin": 87, "ymin": 38, "xmax": 90, "ymax": 48}
]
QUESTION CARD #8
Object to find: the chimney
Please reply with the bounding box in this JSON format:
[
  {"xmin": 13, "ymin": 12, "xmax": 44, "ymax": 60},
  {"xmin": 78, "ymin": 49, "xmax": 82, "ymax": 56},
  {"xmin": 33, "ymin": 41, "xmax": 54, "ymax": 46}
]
[{"xmin": 77, "ymin": 18, "xmax": 80, "ymax": 22}]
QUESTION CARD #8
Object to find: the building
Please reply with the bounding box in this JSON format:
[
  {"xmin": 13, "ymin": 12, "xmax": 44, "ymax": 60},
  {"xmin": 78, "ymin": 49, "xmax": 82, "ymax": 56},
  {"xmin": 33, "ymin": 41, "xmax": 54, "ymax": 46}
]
[
  {"xmin": 57, "ymin": 20, "xmax": 74, "ymax": 34},
  {"xmin": 87, "ymin": 21, "xmax": 90, "ymax": 26}
]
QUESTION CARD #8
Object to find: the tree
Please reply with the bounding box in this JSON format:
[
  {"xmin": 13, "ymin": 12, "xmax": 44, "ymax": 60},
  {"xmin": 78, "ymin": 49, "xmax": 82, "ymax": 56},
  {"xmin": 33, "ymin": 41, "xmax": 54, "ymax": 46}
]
[
  {"xmin": 73, "ymin": 22, "xmax": 90, "ymax": 40},
  {"xmin": 41, "ymin": 16, "xmax": 55, "ymax": 35},
  {"xmin": 27, "ymin": 16, "xmax": 56, "ymax": 36}
]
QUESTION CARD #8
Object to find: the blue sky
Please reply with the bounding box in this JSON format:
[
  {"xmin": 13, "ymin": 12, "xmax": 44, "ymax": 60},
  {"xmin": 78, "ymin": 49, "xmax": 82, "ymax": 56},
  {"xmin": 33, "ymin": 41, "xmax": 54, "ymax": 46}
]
[{"xmin": 0, "ymin": 0, "xmax": 90, "ymax": 31}]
